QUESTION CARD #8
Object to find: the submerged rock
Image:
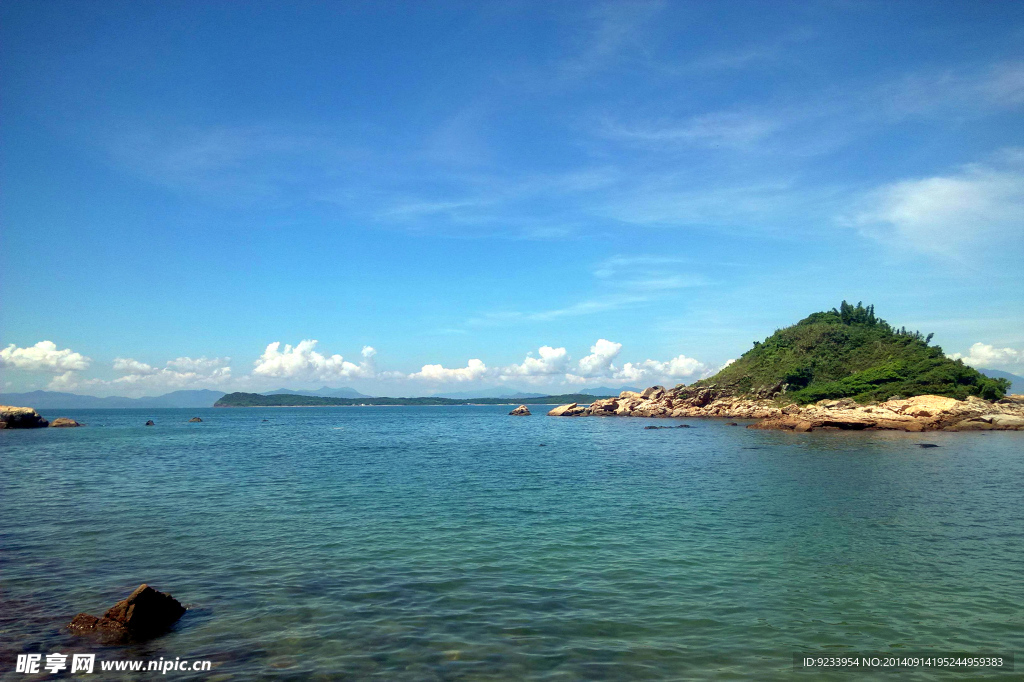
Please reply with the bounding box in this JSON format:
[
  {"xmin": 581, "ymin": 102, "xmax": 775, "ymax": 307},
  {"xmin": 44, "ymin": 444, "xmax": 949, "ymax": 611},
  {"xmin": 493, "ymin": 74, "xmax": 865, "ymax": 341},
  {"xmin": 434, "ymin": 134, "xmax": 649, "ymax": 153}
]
[
  {"xmin": 509, "ymin": 405, "xmax": 532, "ymax": 416},
  {"xmin": 0, "ymin": 406, "xmax": 49, "ymax": 429},
  {"xmin": 145, "ymin": 420, "xmax": 155, "ymax": 426},
  {"xmin": 188, "ymin": 417, "xmax": 203, "ymax": 423},
  {"xmin": 68, "ymin": 584, "xmax": 186, "ymax": 643},
  {"xmin": 50, "ymin": 418, "xmax": 81, "ymax": 428}
]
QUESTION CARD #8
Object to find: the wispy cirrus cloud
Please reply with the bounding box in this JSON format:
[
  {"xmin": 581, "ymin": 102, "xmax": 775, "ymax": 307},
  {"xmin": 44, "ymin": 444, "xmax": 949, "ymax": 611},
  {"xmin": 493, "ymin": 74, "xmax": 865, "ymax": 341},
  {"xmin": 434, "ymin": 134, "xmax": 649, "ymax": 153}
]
[{"xmin": 849, "ymin": 151, "xmax": 1024, "ymax": 258}]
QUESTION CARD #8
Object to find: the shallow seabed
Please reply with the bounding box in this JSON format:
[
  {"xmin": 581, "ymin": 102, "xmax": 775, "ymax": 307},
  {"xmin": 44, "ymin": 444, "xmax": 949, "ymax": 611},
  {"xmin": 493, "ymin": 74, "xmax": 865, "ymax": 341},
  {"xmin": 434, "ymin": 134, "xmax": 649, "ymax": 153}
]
[{"xmin": 2, "ymin": 406, "xmax": 1021, "ymax": 680}]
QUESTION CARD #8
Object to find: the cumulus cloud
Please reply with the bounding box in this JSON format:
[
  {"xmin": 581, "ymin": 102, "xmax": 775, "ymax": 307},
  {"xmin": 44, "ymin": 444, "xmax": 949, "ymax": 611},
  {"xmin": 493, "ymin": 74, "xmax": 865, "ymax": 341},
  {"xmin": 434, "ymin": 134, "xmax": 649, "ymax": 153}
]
[
  {"xmin": 253, "ymin": 340, "xmax": 374, "ymax": 381},
  {"xmin": 577, "ymin": 339, "xmax": 623, "ymax": 376},
  {"xmin": 112, "ymin": 358, "xmax": 157, "ymax": 375},
  {"xmin": 108, "ymin": 355, "xmax": 233, "ymax": 393},
  {"xmin": 500, "ymin": 346, "xmax": 571, "ymax": 378},
  {"xmin": 1, "ymin": 341, "xmax": 91, "ymax": 372},
  {"xmin": 408, "ymin": 359, "xmax": 488, "ymax": 382},
  {"xmin": 949, "ymin": 343, "xmax": 1024, "ymax": 368},
  {"xmin": 614, "ymin": 355, "xmax": 707, "ymax": 382},
  {"xmin": 165, "ymin": 356, "xmax": 230, "ymax": 372},
  {"xmin": 853, "ymin": 158, "xmax": 1024, "ymax": 256}
]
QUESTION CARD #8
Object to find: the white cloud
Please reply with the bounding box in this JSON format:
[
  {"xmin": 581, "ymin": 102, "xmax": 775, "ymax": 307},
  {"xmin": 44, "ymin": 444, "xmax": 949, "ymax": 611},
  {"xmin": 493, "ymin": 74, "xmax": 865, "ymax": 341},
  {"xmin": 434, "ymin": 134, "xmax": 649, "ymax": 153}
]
[
  {"xmin": 577, "ymin": 339, "xmax": 623, "ymax": 376},
  {"xmin": 500, "ymin": 346, "xmax": 571, "ymax": 378},
  {"xmin": 949, "ymin": 343, "xmax": 1023, "ymax": 368},
  {"xmin": 112, "ymin": 358, "xmax": 156, "ymax": 375},
  {"xmin": 408, "ymin": 359, "xmax": 488, "ymax": 382},
  {"xmin": 166, "ymin": 356, "xmax": 230, "ymax": 372},
  {"xmin": 614, "ymin": 355, "xmax": 706, "ymax": 382},
  {"xmin": 0, "ymin": 341, "xmax": 91, "ymax": 373},
  {"xmin": 852, "ymin": 159, "xmax": 1024, "ymax": 256},
  {"xmin": 253, "ymin": 340, "xmax": 374, "ymax": 381},
  {"xmin": 47, "ymin": 371, "xmax": 102, "ymax": 392}
]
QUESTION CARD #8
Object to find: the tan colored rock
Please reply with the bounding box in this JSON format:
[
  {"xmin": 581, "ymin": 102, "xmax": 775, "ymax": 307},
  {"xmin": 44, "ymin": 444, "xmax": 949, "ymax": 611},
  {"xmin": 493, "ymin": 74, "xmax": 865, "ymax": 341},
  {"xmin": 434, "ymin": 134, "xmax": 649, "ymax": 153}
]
[
  {"xmin": 0, "ymin": 405, "xmax": 49, "ymax": 429},
  {"xmin": 509, "ymin": 405, "xmax": 531, "ymax": 416},
  {"xmin": 50, "ymin": 417, "xmax": 81, "ymax": 427},
  {"xmin": 548, "ymin": 403, "xmax": 585, "ymax": 417}
]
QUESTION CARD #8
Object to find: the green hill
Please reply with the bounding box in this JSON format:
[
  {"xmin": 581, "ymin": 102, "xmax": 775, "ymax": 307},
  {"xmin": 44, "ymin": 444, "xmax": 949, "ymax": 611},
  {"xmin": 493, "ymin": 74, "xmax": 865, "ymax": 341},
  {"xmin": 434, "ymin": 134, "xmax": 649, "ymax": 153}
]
[{"xmin": 693, "ymin": 301, "xmax": 1010, "ymax": 404}]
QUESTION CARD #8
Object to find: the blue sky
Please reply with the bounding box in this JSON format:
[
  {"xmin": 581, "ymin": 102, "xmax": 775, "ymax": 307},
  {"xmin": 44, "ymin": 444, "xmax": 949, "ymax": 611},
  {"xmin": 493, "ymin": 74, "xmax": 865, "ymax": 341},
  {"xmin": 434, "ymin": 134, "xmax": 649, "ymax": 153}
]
[{"xmin": 1, "ymin": 0, "xmax": 1022, "ymax": 396}]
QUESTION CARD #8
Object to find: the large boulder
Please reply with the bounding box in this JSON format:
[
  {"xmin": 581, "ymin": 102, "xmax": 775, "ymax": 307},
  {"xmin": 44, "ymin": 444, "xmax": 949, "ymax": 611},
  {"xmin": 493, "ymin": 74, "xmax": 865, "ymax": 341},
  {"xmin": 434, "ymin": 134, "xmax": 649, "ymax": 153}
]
[
  {"xmin": 50, "ymin": 418, "xmax": 81, "ymax": 428},
  {"xmin": 587, "ymin": 398, "xmax": 619, "ymax": 414},
  {"xmin": 0, "ymin": 406, "xmax": 49, "ymax": 429},
  {"xmin": 641, "ymin": 385, "xmax": 666, "ymax": 400},
  {"xmin": 548, "ymin": 403, "xmax": 586, "ymax": 417},
  {"xmin": 68, "ymin": 584, "xmax": 186, "ymax": 643},
  {"xmin": 509, "ymin": 405, "xmax": 531, "ymax": 416}
]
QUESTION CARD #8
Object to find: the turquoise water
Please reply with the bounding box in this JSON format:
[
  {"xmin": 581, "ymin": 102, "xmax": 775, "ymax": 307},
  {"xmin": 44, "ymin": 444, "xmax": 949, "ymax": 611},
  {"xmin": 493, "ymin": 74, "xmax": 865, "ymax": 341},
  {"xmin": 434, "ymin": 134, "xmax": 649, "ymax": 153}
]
[{"xmin": 1, "ymin": 406, "xmax": 1021, "ymax": 680}]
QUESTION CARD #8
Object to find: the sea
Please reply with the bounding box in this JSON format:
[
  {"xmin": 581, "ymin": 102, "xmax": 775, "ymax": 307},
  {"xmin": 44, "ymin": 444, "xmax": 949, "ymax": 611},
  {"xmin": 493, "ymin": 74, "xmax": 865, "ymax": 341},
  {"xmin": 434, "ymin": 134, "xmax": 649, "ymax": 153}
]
[{"xmin": 1, "ymin": 406, "xmax": 1021, "ymax": 680}]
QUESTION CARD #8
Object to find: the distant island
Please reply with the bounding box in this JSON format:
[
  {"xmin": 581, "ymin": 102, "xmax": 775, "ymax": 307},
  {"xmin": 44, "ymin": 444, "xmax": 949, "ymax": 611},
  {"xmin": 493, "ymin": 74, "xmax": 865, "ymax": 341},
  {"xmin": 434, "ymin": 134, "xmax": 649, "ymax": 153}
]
[{"xmin": 214, "ymin": 392, "xmax": 613, "ymax": 407}]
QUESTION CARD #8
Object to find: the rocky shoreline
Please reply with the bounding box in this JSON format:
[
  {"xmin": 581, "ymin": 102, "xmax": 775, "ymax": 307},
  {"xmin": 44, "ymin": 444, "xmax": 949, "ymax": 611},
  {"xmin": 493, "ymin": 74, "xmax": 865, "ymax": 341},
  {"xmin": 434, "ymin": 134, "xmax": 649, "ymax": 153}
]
[{"xmin": 548, "ymin": 385, "xmax": 1024, "ymax": 432}]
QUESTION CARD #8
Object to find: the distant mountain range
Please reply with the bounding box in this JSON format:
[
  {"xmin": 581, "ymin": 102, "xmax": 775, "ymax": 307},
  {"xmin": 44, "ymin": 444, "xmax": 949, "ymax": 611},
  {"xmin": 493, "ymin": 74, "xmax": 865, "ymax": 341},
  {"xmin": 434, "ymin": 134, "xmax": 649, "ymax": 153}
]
[
  {"xmin": 977, "ymin": 368, "xmax": 1023, "ymax": 394},
  {"xmin": 266, "ymin": 386, "xmax": 373, "ymax": 399},
  {"xmin": 0, "ymin": 389, "xmax": 226, "ymax": 409},
  {"xmin": 580, "ymin": 386, "xmax": 641, "ymax": 396}
]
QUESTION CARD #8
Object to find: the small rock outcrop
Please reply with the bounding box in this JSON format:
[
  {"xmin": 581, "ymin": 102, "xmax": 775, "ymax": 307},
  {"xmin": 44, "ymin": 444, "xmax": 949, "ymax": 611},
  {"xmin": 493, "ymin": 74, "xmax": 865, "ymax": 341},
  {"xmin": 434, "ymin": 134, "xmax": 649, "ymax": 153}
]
[
  {"xmin": 548, "ymin": 403, "xmax": 586, "ymax": 417},
  {"xmin": 145, "ymin": 420, "xmax": 155, "ymax": 426},
  {"xmin": 68, "ymin": 584, "xmax": 186, "ymax": 643},
  {"xmin": 188, "ymin": 417, "xmax": 203, "ymax": 423},
  {"xmin": 509, "ymin": 405, "xmax": 531, "ymax": 416},
  {"xmin": 50, "ymin": 418, "xmax": 81, "ymax": 428},
  {"xmin": 0, "ymin": 406, "xmax": 49, "ymax": 429}
]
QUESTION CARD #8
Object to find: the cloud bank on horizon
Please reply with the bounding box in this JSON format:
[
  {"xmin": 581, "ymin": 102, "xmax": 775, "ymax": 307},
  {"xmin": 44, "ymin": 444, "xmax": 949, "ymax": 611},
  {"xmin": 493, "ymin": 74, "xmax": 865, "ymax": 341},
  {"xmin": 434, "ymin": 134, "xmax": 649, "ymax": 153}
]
[
  {"xmin": 1, "ymin": 2, "xmax": 1022, "ymax": 395},
  {"xmin": 2, "ymin": 336, "xmax": 1022, "ymax": 398}
]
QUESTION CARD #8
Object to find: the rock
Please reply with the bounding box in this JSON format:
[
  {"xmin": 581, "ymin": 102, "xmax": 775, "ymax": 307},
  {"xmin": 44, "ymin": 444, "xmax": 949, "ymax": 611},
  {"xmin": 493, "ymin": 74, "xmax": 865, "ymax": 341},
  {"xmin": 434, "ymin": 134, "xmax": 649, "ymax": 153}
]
[
  {"xmin": 793, "ymin": 420, "xmax": 814, "ymax": 432},
  {"xmin": 643, "ymin": 424, "xmax": 691, "ymax": 429},
  {"xmin": 548, "ymin": 403, "xmax": 586, "ymax": 417},
  {"xmin": 188, "ymin": 417, "xmax": 203, "ymax": 423},
  {"xmin": 641, "ymin": 385, "xmax": 666, "ymax": 400},
  {"xmin": 50, "ymin": 418, "xmax": 81, "ymax": 428},
  {"xmin": 919, "ymin": 443, "xmax": 940, "ymax": 448},
  {"xmin": 145, "ymin": 420, "xmax": 155, "ymax": 426},
  {"xmin": 68, "ymin": 584, "xmax": 186, "ymax": 643},
  {"xmin": 509, "ymin": 405, "xmax": 531, "ymax": 416},
  {"xmin": 587, "ymin": 398, "xmax": 619, "ymax": 414},
  {"xmin": 727, "ymin": 422, "xmax": 739, "ymax": 426},
  {"xmin": 0, "ymin": 405, "xmax": 49, "ymax": 429},
  {"xmin": 619, "ymin": 391, "xmax": 642, "ymax": 399},
  {"xmin": 985, "ymin": 414, "xmax": 1024, "ymax": 429}
]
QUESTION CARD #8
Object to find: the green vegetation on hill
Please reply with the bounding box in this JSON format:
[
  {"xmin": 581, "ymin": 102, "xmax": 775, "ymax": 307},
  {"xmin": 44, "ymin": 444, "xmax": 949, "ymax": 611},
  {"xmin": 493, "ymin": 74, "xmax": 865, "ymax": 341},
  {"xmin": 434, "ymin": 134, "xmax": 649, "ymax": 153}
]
[
  {"xmin": 214, "ymin": 393, "xmax": 611, "ymax": 407},
  {"xmin": 694, "ymin": 301, "xmax": 1010, "ymax": 404}
]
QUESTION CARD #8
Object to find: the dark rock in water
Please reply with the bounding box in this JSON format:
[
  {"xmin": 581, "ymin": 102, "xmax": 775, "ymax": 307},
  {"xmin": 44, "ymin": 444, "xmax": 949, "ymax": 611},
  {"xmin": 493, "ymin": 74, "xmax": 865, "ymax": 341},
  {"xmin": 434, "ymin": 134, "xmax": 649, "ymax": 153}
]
[
  {"xmin": 727, "ymin": 422, "xmax": 739, "ymax": 426},
  {"xmin": 145, "ymin": 420, "xmax": 155, "ymax": 426},
  {"xmin": 50, "ymin": 418, "xmax": 81, "ymax": 428},
  {"xmin": 188, "ymin": 417, "xmax": 203, "ymax": 423},
  {"xmin": 262, "ymin": 419, "xmax": 269, "ymax": 422},
  {"xmin": 918, "ymin": 443, "xmax": 940, "ymax": 448},
  {"xmin": 68, "ymin": 584, "xmax": 186, "ymax": 643},
  {"xmin": 644, "ymin": 424, "xmax": 691, "ymax": 429},
  {"xmin": 539, "ymin": 444, "xmax": 546, "ymax": 447},
  {"xmin": 0, "ymin": 405, "xmax": 49, "ymax": 429},
  {"xmin": 509, "ymin": 404, "xmax": 532, "ymax": 416}
]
